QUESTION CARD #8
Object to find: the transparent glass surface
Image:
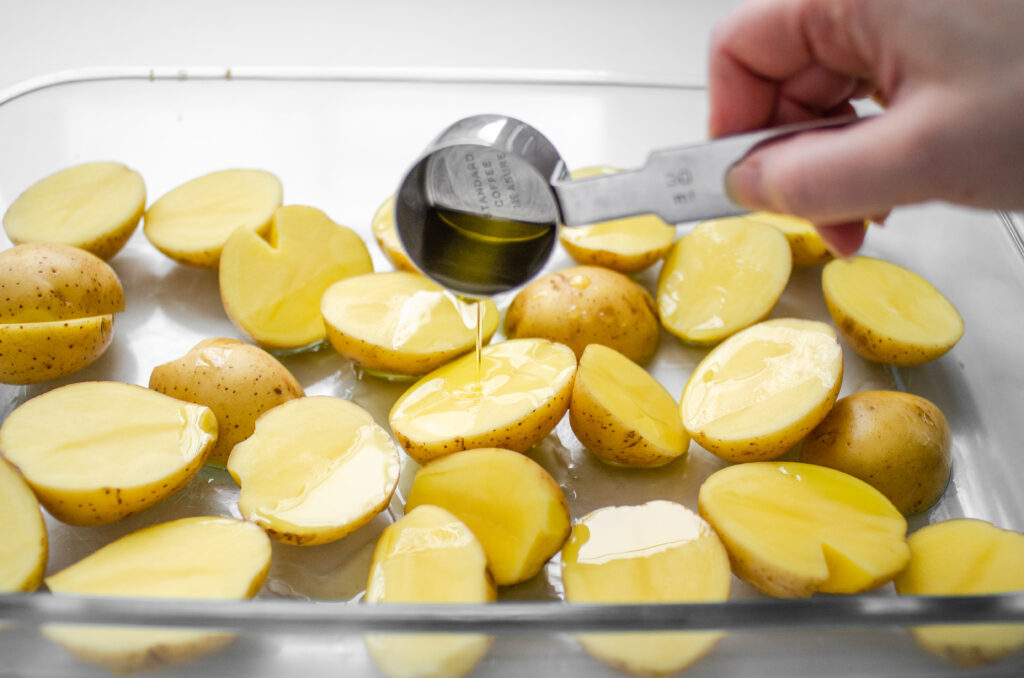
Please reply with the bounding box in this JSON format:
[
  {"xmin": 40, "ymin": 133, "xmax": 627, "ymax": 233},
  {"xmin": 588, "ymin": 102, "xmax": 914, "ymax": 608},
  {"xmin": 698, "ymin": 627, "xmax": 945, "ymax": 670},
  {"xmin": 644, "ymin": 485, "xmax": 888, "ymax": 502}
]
[{"xmin": 1, "ymin": 69, "xmax": 1024, "ymax": 677}]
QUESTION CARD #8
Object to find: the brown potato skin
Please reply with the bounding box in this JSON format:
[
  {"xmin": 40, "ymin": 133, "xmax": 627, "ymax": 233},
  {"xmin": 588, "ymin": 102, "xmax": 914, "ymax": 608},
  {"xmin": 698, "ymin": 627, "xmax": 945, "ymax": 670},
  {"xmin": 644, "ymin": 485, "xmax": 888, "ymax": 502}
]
[{"xmin": 801, "ymin": 390, "xmax": 951, "ymax": 515}]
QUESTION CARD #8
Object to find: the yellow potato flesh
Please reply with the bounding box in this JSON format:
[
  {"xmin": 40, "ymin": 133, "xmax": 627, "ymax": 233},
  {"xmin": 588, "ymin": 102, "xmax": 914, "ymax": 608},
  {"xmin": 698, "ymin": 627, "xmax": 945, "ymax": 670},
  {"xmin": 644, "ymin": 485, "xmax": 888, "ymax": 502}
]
[
  {"xmin": 143, "ymin": 168, "xmax": 283, "ymax": 268},
  {"xmin": 895, "ymin": 519, "xmax": 1024, "ymax": 667},
  {"xmin": 227, "ymin": 396, "xmax": 401, "ymax": 546},
  {"xmin": 681, "ymin": 318, "xmax": 842, "ymax": 462},
  {"xmin": 699, "ymin": 462, "xmax": 909, "ymax": 598},
  {"xmin": 0, "ymin": 382, "xmax": 217, "ymax": 526},
  {"xmin": 219, "ymin": 204, "xmax": 373, "ymax": 350},
  {"xmin": 3, "ymin": 161, "xmax": 146, "ymax": 260},
  {"xmin": 371, "ymin": 194, "xmax": 416, "ymax": 272},
  {"xmin": 570, "ymin": 343, "xmax": 688, "ymax": 467},
  {"xmin": 321, "ymin": 271, "xmax": 499, "ymax": 377},
  {"xmin": 389, "ymin": 338, "xmax": 577, "ymax": 463},
  {"xmin": 823, "ymin": 256, "xmax": 964, "ymax": 365},
  {"xmin": 0, "ymin": 458, "xmax": 47, "ymax": 592},
  {"xmin": 561, "ymin": 501, "xmax": 731, "ymax": 676},
  {"xmin": 742, "ymin": 211, "xmax": 837, "ymax": 267},
  {"xmin": 657, "ymin": 217, "xmax": 792, "ymax": 345},
  {"xmin": 405, "ymin": 447, "xmax": 570, "ymax": 586},
  {"xmin": 365, "ymin": 505, "xmax": 495, "ymax": 678}
]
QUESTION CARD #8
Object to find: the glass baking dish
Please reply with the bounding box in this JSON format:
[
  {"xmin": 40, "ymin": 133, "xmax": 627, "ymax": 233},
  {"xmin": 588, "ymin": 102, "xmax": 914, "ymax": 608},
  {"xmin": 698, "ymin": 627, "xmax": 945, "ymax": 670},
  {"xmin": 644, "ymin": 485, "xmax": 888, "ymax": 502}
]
[{"xmin": 1, "ymin": 67, "xmax": 1023, "ymax": 678}]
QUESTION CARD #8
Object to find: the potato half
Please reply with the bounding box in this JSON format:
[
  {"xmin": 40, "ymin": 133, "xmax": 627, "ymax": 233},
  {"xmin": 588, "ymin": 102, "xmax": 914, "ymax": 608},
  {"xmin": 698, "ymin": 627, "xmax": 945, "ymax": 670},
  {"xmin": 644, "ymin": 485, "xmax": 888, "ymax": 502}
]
[
  {"xmin": 561, "ymin": 501, "xmax": 731, "ymax": 676},
  {"xmin": 822, "ymin": 256, "xmax": 964, "ymax": 365},
  {"xmin": 2, "ymin": 161, "xmax": 146, "ymax": 260},
  {"xmin": 44, "ymin": 516, "xmax": 271, "ymax": 675},
  {"xmin": 0, "ymin": 457, "xmax": 47, "ymax": 592},
  {"xmin": 699, "ymin": 461, "xmax": 909, "ymax": 598},
  {"xmin": 371, "ymin": 194, "xmax": 417, "ymax": 272},
  {"xmin": 895, "ymin": 519, "xmax": 1024, "ymax": 667},
  {"xmin": 0, "ymin": 381, "xmax": 217, "ymax": 526},
  {"xmin": 680, "ymin": 318, "xmax": 843, "ymax": 462},
  {"xmin": 321, "ymin": 271, "xmax": 499, "ymax": 377},
  {"xmin": 657, "ymin": 217, "xmax": 792, "ymax": 345},
  {"xmin": 389, "ymin": 338, "xmax": 577, "ymax": 464},
  {"xmin": 570, "ymin": 343, "xmax": 688, "ymax": 467},
  {"xmin": 227, "ymin": 396, "xmax": 401, "ymax": 546},
  {"xmin": 742, "ymin": 211, "xmax": 855, "ymax": 267}
]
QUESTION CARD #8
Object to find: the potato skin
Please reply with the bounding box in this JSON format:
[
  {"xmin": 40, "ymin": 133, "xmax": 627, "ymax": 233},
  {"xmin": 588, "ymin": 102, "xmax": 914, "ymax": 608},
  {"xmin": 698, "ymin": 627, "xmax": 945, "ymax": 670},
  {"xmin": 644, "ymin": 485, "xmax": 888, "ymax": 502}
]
[
  {"xmin": 504, "ymin": 266, "xmax": 659, "ymax": 365},
  {"xmin": 801, "ymin": 390, "xmax": 952, "ymax": 515}
]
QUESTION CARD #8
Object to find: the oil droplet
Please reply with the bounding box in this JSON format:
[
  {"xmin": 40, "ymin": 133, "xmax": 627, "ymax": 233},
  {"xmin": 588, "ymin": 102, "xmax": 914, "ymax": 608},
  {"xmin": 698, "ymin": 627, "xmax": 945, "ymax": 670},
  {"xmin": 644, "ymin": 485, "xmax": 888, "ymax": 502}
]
[{"xmin": 569, "ymin": 274, "xmax": 591, "ymax": 290}]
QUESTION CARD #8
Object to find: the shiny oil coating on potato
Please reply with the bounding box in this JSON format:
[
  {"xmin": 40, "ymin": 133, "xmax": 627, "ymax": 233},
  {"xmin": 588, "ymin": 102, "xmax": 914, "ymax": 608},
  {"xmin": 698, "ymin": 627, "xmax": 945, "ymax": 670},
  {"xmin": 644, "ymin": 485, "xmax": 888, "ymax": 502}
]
[{"xmin": 0, "ymin": 457, "xmax": 47, "ymax": 592}]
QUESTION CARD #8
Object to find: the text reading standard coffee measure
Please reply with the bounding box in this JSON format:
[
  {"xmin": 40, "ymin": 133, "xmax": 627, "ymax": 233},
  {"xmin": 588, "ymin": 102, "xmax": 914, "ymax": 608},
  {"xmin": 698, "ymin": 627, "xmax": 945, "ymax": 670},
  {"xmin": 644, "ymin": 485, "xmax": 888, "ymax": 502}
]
[{"xmin": 394, "ymin": 113, "xmax": 861, "ymax": 298}]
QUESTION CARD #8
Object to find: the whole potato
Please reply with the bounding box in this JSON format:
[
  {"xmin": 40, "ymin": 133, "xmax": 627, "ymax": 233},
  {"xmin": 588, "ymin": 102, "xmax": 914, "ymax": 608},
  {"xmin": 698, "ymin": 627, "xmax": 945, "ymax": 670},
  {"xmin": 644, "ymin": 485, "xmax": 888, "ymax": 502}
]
[
  {"xmin": 504, "ymin": 265, "xmax": 659, "ymax": 364},
  {"xmin": 801, "ymin": 390, "xmax": 952, "ymax": 515}
]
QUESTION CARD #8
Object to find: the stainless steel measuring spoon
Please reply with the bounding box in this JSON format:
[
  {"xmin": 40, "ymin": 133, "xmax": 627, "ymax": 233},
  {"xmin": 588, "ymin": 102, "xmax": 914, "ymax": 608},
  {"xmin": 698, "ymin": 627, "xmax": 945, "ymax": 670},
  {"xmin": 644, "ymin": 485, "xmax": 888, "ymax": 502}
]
[{"xmin": 394, "ymin": 113, "xmax": 861, "ymax": 297}]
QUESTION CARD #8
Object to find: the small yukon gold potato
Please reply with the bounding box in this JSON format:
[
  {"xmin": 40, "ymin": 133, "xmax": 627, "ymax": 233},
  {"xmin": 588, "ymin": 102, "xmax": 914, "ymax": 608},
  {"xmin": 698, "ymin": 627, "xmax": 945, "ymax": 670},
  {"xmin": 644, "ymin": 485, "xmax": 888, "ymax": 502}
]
[
  {"xmin": 143, "ymin": 168, "xmax": 283, "ymax": 268},
  {"xmin": 680, "ymin": 319, "xmax": 843, "ymax": 462},
  {"xmin": 561, "ymin": 501, "xmax": 731, "ymax": 676},
  {"xmin": 505, "ymin": 266, "xmax": 659, "ymax": 365},
  {"xmin": 570, "ymin": 343, "xmax": 688, "ymax": 467},
  {"xmin": 2, "ymin": 161, "xmax": 146, "ymax": 260},
  {"xmin": 699, "ymin": 461, "xmax": 909, "ymax": 598},
  {"xmin": 365, "ymin": 505, "xmax": 495, "ymax": 678},
  {"xmin": 389, "ymin": 338, "xmax": 577, "ymax": 464},
  {"xmin": 149, "ymin": 337, "xmax": 305, "ymax": 466},
  {"xmin": 895, "ymin": 519, "xmax": 1024, "ymax": 668},
  {"xmin": 0, "ymin": 381, "xmax": 217, "ymax": 526},
  {"xmin": 0, "ymin": 243, "xmax": 125, "ymax": 385},
  {"xmin": 741, "ymin": 211, "xmax": 858, "ymax": 267},
  {"xmin": 558, "ymin": 166, "xmax": 676, "ymax": 274},
  {"xmin": 0, "ymin": 458, "xmax": 47, "ymax": 592},
  {"xmin": 371, "ymin": 194, "xmax": 416, "ymax": 272},
  {"xmin": 405, "ymin": 448, "xmax": 571, "ymax": 586},
  {"xmin": 802, "ymin": 391, "xmax": 952, "ymax": 515},
  {"xmin": 219, "ymin": 204, "xmax": 373, "ymax": 351},
  {"xmin": 227, "ymin": 396, "xmax": 401, "ymax": 546},
  {"xmin": 44, "ymin": 516, "xmax": 271, "ymax": 675},
  {"xmin": 321, "ymin": 271, "xmax": 499, "ymax": 377},
  {"xmin": 658, "ymin": 217, "xmax": 792, "ymax": 345},
  {"xmin": 823, "ymin": 256, "xmax": 964, "ymax": 365}
]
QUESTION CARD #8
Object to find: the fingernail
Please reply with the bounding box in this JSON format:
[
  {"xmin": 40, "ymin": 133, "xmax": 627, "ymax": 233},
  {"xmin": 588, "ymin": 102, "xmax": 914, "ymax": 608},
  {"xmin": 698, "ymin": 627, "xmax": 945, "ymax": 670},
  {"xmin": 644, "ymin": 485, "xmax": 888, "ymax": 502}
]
[{"xmin": 725, "ymin": 161, "xmax": 766, "ymax": 211}]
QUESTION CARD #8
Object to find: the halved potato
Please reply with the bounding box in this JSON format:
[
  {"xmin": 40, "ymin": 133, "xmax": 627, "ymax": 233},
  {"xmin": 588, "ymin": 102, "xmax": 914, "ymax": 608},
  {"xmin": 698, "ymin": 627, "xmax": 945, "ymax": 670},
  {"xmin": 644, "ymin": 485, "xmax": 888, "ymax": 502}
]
[
  {"xmin": 389, "ymin": 338, "xmax": 577, "ymax": 464},
  {"xmin": 558, "ymin": 166, "xmax": 676, "ymax": 274},
  {"xmin": 680, "ymin": 318, "xmax": 843, "ymax": 462},
  {"xmin": 895, "ymin": 519, "xmax": 1024, "ymax": 667},
  {"xmin": 2, "ymin": 161, "xmax": 146, "ymax": 260},
  {"xmin": 0, "ymin": 381, "xmax": 217, "ymax": 526},
  {"xmin": 822, "ymin": 256, "xmax": 964, "ymax": 365},
  {"xmin": 698, "ymin": 461, "xmax": 909, "ymax": 597},
  {"xmin": 741, "ymin": 211, "xmax": 856, "ymax": 267},
  {"xmin": 227, "ymin": 396, "xmax": 401, "ymax": 546},
  {"xmin": 371, "ymin": 194, "xmax": 416, "ymax": 272},
  {"xmin": 143, "ymin": 168, "xmax": 283, "ymax": 268},
  {"xmin": 44, "ymin": 516, "xmax": 271, "ymax": 675},
  {"xmin": 321, "ymin": 271, "xmax": 499, "ymax": 377},
  {"xmin": 219, "ymin": 204, "xmax": 373, "ymax": 351},
  {"xmin": 561, "ymin": 501, "xmax": 731, "ymax": 676},
  {"xmin": 365, "ymin": 504, "xmax": 495, "ymax": 678},
  {"xmin": 657, "ymin": 217, "xmax": 792, "ymax": 345},
  {"xmin": 0, "ymin": 457, "xmax": 47, "ymax": 592},
  {"xmin": 570, "ymin": 343, "xmax": 688, "ymax": 467},
  {"xmin": 405, "ymin": 447, "xmax": 571, "ymax": 586}
]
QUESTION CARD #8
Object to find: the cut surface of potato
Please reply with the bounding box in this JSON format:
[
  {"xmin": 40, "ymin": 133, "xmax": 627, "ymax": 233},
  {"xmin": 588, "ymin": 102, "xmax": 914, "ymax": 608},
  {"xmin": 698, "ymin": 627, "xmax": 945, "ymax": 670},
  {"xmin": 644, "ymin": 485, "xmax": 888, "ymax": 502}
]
[
  {"xmin": 321, "ymin": 271, "xmax": 499, "ymax": 377},
  {"xmin": 389, "ymin": 338, "xmax": 577, "ymax": 464},
  {"xmin": 143, "ymin": 168, "xmax": 283, "ymax": 268},
  {"xmin": 658, "ymin": 217, "xmax": 792, "ymax": 345},
  {"xmin": 2, "ymin": 161, "xmax": 146, "ymax": 260},
  {"xmin": 570, "ymin": 343, "xmax": 688, "ymax": 467},
  {"xmin": 895, "ymin": 519, "xmax": 1024, "ymax": 667},
  {"xmin": 365, "ymin": 504, "xmax": 495, "ymax": 678},
  {"xmin": 371, "ymin": 194, "xmax": 416, "ymax": 272},
  {"xmin": 741, "ymin": 211, "xmax": 846, "ymax": 267},
  {"xmin": 822, "ymin": 256, "xmax": 963, "ymax": 365},
  {"xmin": 227, "ymin": 396, "xmax": 401, "ymax": 546},
  {"xmin": 680, "ymin": 318, "xmax": 843, "ymax": 462},
  {"xmin": 699, "ymin": 461, "xmax": 909, "ymax": 598},
  {"xmin": 219, "ymin": 204, "xmax": 373, "ymax": 350},
  {"xmin": 149, "ymin": 337, "xmax": 305, "ymax": 466},
  {"xmin": 0, "ymin": 457, "xmax": 47, "ymax": 592},
  {"xmin": 0, "ymin": 381, "xmax": 217, "ymax": 526},
  {"xmin": 561, "ymin": 501, "xmax": 731, "ymax": 676},
  {"xmin": 405, "ymin": 447, "xmax": 571, "ymax": 586},
  {"xmin": 44, "ymin": 516, "xmax": 271, "ymax": 675}
]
